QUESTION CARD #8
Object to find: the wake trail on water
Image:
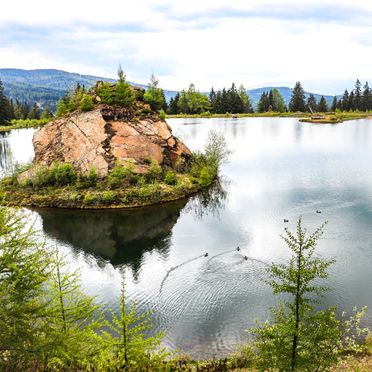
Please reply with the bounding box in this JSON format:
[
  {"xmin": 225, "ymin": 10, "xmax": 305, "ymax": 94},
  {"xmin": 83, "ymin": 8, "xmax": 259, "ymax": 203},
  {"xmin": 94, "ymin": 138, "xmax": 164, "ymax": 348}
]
[
  {"xmin": 207, "ymin": 249, "xmax": 237, "ymax": 262},
  {"xmin": 208, "ymin": 249, "xmax": 270, "ymax": 267},
  {"xmin": 159, "ymin": 254, "xmax": 205, "ymax": 294},
  {"xmin": 159, "ymin": 249, "xmax": 270, "ymax": 294}
]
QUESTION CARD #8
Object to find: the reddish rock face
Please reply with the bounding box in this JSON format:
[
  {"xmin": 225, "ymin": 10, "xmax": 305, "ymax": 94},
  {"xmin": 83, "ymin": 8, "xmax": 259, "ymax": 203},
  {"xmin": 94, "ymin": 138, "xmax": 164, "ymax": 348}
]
[{"xmin": 32, "ymin": 108, "xmax": 192, "ymax": 177}]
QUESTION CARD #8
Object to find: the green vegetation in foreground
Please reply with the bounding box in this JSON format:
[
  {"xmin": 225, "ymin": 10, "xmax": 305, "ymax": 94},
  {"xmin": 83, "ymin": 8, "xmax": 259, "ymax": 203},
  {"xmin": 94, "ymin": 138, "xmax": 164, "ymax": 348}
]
[
  {"xmin": 0, "ymin": 131, "xmax": 231, "ymax": 209},
  {"xmin": 0, "ymin": 118, "xmax": 51, "ymax": 132},
  {"xmin": 0, "ymin": 208, "xmax": 370, "ymax": 371}
]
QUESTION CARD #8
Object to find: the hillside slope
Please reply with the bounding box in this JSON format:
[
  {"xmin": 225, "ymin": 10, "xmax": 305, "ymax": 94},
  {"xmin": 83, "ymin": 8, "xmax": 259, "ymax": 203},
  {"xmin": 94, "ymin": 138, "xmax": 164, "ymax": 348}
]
[{"xmin": 0, "ymin": 68, "xmax": 338, "ymax": 110}]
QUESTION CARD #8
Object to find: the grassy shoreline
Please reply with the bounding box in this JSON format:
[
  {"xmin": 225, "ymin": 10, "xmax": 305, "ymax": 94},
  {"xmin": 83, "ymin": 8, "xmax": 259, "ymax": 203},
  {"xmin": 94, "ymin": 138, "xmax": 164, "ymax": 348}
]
[
  {"xmin": 0, "ymin": 118, "xmax": 50, "ymax": 132},
  {"xmin": 1, "ymin": 112, "xmax": 371, "ymax": 133},
  {"xmin": 0, "ymin": 173, "xmax": 203, "ymax": 209},
  {"xmin": 167, "ymin": 111, "xmax": 372, "ymax": 123}
]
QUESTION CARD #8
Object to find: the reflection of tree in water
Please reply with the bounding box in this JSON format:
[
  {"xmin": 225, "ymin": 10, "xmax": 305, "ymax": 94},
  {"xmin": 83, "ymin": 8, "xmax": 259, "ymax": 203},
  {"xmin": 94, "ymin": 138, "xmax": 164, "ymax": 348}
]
[
  {"xmin": 37, "ymin": 199, "xmax": 188, "ymax": 280},
  {"xmin": 0, "ymin": 133, "xmax": 13, "ymax": 176},
  {"xmin": 185, "ymin": 177, "xmax": 230, "ymax": 220}
]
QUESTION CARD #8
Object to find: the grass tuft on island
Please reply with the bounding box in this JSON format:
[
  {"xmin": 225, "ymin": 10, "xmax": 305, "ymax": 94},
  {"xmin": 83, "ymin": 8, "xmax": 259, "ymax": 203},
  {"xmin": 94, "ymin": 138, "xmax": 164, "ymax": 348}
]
[{"xmin": 0, "ymin": 131, "xmax": 231, "ymax": 209}]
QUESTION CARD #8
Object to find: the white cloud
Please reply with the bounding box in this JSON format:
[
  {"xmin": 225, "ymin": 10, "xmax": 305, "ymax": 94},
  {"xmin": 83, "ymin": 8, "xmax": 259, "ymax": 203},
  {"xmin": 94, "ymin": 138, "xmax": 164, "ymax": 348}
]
[{"xmin": 1, "ymin": 0, "xmax": 372, "ymax": 93}]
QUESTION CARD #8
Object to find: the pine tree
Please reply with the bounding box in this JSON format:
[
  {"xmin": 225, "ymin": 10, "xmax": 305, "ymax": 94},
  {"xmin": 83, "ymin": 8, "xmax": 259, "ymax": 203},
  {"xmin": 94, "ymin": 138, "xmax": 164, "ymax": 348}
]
[
  {"xmin": 143, "ymin": 74, "xmax": 165, "ymax": 111},
  {"xmin": 289, "ymin": 82, "xmax": 306, "ymax": 112},
  {"xmin": 40, "ymin": 251, "xmax": 104, "ymax": 368},
  {"xmin": 271, "ymin": 88, "xmax": 286, "ymax": 112},
  {"xmin": 168, "ymin": 93, "xmax": 180, "ymax": 114},
  {"xmin": 238, "ymin": 85, "xmax": 254, "ymax": 113},
  {"xmin": 257, "ymin": 92, "xmax": 269, "ymax": 112},
  {"xmin": 209, "ymin": 87, "xmax": 217, "ymax": 113},
  {"xmin": 227, "ymin": 83, "xmax": 244, "ymax": 114},
  {"xmin": 317, "ymin": 95, "xmax": 329, "ymax": 112},
  {"xmin": 28, "ymin": 103, "xmax": 41, "ymax": 119},
  {"xmin": 305, "ymin": 94, "xmax": 317, "ymax": 113},
  {"xmin": 177, "ymin": 84, "xmax": 209, "ymax": 114},
  {"xmin": 341, "ymin": 90, "xmax": 350, "ymax": 111},
  {"xmin": 252, "ymin": 218, "xmax": 368, "ymax": 371},
  {"xmin": 362, "ymin": 82, "xmax": 372, "ymax": 111},
  {"xmin": 0, "ymin": 79, "xmax": 11, "ymax": 125},
  {"xmin": 354, "ymin": 79, "xmax": 362, "ymax": 110},
  {"xmin": 0, "ymin": 207, "xmax": 52, "ymax": 369},
  {"xmin": 103, "ymin": 277, "xmax": 168, "ymax": 370},
  {"xmin": 331, "ymin": 96, "xmax": 338, "ymax": 112},
  {"xmin": 348, "ymin": 91, "xmax": 355, "ymax": 111}
]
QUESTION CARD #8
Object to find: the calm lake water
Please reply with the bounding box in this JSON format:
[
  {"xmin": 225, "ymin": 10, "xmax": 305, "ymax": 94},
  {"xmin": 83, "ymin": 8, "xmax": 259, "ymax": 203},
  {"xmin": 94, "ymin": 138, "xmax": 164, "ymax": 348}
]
[{"xmin": 1, "ymin": 117, "xmax": 372, "ymax": 358}]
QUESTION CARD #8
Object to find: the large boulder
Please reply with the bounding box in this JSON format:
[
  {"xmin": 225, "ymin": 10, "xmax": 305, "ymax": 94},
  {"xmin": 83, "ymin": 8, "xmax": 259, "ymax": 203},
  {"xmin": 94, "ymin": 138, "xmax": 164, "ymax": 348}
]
[{"xmin": 31, "ymin": 107, "xmax": 192, "ymax": 177}]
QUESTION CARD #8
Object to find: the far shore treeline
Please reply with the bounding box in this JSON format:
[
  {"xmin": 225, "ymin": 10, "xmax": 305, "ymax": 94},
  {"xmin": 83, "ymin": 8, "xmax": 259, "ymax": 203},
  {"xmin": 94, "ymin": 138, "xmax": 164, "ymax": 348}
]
[{"xmin": 1, "ymin": 73, "xmax": 372, "ymax": 126}]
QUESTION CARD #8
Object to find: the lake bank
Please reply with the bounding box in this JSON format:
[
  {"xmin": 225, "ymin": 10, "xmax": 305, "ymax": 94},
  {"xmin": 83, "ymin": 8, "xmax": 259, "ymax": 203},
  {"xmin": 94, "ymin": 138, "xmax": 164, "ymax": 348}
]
[
  {"xmin": 0, "ymin": 118, "xmax": 50, "ymax": 132},
  {"xmin": 167, "ymin": 110, "xmax": 372, "ymax": 123},
  {"xmin": 0, "ymin": 173, "xmax": 203, "ymax": 209}
]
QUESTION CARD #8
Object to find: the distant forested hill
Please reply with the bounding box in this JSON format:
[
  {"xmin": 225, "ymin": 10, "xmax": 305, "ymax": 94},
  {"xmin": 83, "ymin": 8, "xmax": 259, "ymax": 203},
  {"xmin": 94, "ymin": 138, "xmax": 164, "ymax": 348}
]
[
  {"xmin": 0, "ymin": 69, "xmax": 118, "ymax": 111},
  {"xmin": 0, "ymin": 68, "xmax": 337, "ymax": 111}
]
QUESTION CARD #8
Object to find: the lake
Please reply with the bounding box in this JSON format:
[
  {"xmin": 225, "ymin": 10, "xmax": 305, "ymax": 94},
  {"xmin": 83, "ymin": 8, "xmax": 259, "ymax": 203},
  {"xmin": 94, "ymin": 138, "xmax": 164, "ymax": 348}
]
[{"xmin": 1, "ymin": 117, "xmax": 372, "ymax": 359}]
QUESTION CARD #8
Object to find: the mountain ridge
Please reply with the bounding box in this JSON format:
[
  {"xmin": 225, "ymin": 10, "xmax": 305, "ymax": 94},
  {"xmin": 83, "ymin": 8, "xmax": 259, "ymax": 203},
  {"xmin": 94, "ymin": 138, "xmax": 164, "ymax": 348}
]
[{"xmin": 0, "ymin": 68, "xmax": 338, "ymax": 110}]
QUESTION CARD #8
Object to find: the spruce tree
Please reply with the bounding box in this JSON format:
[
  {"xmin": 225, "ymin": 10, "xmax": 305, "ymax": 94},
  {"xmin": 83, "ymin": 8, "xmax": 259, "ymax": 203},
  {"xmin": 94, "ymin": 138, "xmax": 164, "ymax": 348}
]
[
  {"xmin": 362, "ymin": 82, "xmax": 372, "ymax": 111},
  {"xmin": 305, "ymin": 94, "xmax": 317, "ymax": 112},
  {"xmin": 341, "ymin": 90, "xmax": 350, "ymax": 111},
  {"xmin": 0, "ymin": 79, "xmax": 11, "ymax": 125},
  {"xmin": 331, "ymin": 96, "xmax": 338, "ymax": 112},
  {"xmin": 0, "ymin": 207, "xmax": 52, "ymax": 369},
  {"xmin": 238, "ymin": 84, "xmax": 254, "ymax": 113},
  {"xmin": 289, "ymin": 82, "xmax": 306, "ymax": 112},
  {"xmin": 209, "ymin": 87, "xmax": 217, "ymax": 113},
  {"xmin": 317, "ymin": 95, "xmax": 329, "ymax": 112},
  {"xmin": 41, "ymin": 251, "xmax": 104, "ymax": 368},
  {"xmin": 103, "ymin": 278, "xmax": 168, "ymax": 370},
  {"xmin": 143, "ymin": 74, "xmax": 165, "ymax": 111},
  {"xmin": 168, "ymin": 93, "xmax": 180, "ymax": 114},
  {"xmin": 271, "ymin": 88, "xmax": 286, "ymax": 112},
  {"xmin": 348, "ymin": 91, "xmax": 355, "ymax": 111},
  {"xmin": 28, "ymin": 103, "xmax": 40, "ymax": 119},
  {"xmin": 354, "ymin": 79, "xmax": 362, "ymax": 110},
  {"xmin": 257, "ymin": 92, "xmax": 269, "ymax": 112},
  {"xmin": 252, "ymin": 218, "xmax": 368, "ymax": 371}
]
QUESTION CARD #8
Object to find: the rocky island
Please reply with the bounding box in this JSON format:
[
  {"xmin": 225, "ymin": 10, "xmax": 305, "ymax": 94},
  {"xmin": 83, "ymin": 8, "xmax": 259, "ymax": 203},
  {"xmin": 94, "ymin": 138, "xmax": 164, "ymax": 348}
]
[{"xmin": 0, "ymin": 79, "xmax": 226, "ymax": 209}]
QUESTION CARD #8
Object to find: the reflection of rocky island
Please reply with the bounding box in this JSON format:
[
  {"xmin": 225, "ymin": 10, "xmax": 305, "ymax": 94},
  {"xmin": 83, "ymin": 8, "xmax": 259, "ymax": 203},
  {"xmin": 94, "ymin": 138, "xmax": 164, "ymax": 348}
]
[
  {"xmin": 37, "ymin": 179, "xmax": 228, "ymax": 278},
  {"xmin": 37, "ymin": 198, "xmax": 188, "ymax": 276}
]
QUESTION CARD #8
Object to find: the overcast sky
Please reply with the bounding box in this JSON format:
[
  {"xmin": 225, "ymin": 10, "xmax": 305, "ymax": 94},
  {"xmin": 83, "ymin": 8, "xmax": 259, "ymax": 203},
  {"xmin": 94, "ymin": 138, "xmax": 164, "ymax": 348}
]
[{"xmin": 1, "ymin": 0, "xmax": 372, "ymax": 94}]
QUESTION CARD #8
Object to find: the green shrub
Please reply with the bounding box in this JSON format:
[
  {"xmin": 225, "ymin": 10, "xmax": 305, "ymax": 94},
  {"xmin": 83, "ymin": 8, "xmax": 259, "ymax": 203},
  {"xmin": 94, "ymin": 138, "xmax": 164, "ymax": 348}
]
[
  {"xmin": 146, "ymin": 160, "xmax": 162, "ymax": 183},
  {"xmin": 79, "ymin": 94, "xmax": 94, "ymax": 111},
  {"xmin": 34, "ymin": 166, "xmax": 53, "ymax": 187},
  {"xmin": 164, "ymin": 170, "xmax": 177, "ymax": 185},
  {"xmin": 50, "ymin": 163, "xmax": 76, "ymax": 186},
  {"xmin": 159, "ymin": 109, "xmax": 166, "ymax": 120},
  {"xmin": 83, "ymin": 192, "xmax": 97, "ymax": 205},
  {"xmin": 114, "ymin": 81, "xmax": 135, "ymax": 107},
  {"xmin": 76, "ymin": 168, "xmax": 98, "ymax": 189},
  {"xmin": 198, "ymin": 166, "xmax": 214, "ymax": 187},
  {"xmin": 96, "ymin": 82, "xmax": 115, "ymax": 105},
  {"xmin": 108, "ymin": 163, "xmax": 137, "ymax": 188},
  {"xmin": 100, "ymin": 190, "xmax": 115, "ymax": 204}
]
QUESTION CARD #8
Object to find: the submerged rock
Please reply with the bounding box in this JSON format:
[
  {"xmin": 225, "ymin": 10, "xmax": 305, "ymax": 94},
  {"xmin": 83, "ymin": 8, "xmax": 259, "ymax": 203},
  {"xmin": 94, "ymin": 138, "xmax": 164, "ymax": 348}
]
[{"xmin": 30, "ymin": 106, "xmax": 191, "ymax": 177}]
